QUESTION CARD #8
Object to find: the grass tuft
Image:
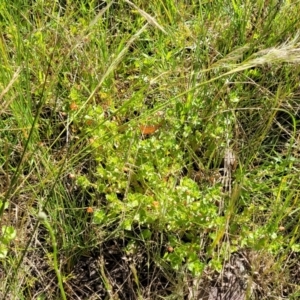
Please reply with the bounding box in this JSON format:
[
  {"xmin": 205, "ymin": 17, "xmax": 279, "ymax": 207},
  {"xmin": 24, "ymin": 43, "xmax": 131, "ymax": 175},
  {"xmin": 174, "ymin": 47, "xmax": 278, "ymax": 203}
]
[{"xmin": 1, "ymin": 0, "xmax": 300, "ymax": 299}]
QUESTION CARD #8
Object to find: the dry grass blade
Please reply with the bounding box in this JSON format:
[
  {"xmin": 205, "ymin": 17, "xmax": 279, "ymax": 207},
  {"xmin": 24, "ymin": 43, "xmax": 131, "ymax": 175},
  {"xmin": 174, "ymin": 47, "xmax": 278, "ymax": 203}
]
[
  {"xmin": 225, "ymin": 41, "xmax": 300, "ymax": 75},
  {"xmin": 89, "ymin": 1, "xmax": 113, "ymax": 28},
  {"xmin": 78, "ymin": 23, "xmax": 148, "ymax": 111},
  {"xmin": 0, "ymin": 66, "xmax": 22, "ymax": 109},
  {"xmin": 124, "ymin": 0, "xmax": 167, "ymax": 34}
]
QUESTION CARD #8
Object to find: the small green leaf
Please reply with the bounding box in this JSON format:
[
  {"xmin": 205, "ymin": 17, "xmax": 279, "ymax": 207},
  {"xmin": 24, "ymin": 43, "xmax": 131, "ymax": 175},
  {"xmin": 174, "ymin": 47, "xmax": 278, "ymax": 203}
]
[
  {"xmin": 123, "ymin": 219, "xmax": 132, "ymax": 231},
  {"xmin": 93, "ymin": 209, "xmax": 107, "ymax": 224},
  {"xmin": 209, "ymin": 258, "xmax": 222, "ymax": 272},
  {"xmin": 291, "ymin": 244, "xmax": 300, "ymax": 252},
  {"xmin": 187, "ymin": 260, "xmax": 204, "ymax": 276},
  {"xmin": 0, "ymin": 201, "xmax": 8, "ymax": 211},
  {"xmin": 141, "ymin": 229, "xmax": 152, "ymax": 240},
  {"xmin": 1, "ymin": 226, "xmax": 16, "ymax": 243},
  {"xmin": 0, "ymin": 244, "xmax": 8, "ymax": 259}
]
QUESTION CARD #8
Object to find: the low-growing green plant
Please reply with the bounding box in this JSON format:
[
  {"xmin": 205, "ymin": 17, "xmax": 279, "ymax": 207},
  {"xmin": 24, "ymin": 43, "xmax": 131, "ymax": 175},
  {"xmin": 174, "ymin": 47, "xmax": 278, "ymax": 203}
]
[
  {"xmin": 0, "ymin": 214, "xmax": 16, "ymax": 259},
  {"xmin": 1, "ymin": 0, "xmax": 300, "ymax": 299}
]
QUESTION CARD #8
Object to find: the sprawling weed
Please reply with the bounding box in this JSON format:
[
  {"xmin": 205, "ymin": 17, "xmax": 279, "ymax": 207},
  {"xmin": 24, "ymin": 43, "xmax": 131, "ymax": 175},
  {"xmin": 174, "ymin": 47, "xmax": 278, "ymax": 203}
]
[{"xmin": 1, "ymin": 1, "xmax": 300, "ymax": 299}]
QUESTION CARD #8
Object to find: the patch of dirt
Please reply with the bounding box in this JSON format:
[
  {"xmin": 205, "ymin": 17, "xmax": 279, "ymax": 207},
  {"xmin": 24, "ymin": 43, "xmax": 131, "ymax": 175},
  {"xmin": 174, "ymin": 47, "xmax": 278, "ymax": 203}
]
[
  {"xmin": 1, "ymin": 239, "xmax": 299, "ymax": 299},
  {"xmin": 12, "ymin": 238, "xmax": 173, "ymax": 300}
]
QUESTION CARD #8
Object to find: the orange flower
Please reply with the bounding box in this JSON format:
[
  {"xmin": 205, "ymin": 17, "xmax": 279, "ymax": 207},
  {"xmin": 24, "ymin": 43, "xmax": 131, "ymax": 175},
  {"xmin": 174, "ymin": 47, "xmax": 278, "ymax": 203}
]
[
  {"xmin": 139, "ymin": 124, "xmax": 160, "ymax": 135},
  {"xmin": 85, "ymin": 119, "xmax": 93, "ymax": 126},
  {"xmin": 167, "ymin": 246, "xmax": 174, "ymax": 253},
  {"xmin": 70, "ymin": 102, "xmax": 79, "ymax": 111},
  {"xmin": 86, "ymin": 207, "xmax": 93, "ymax": 213},
  {"xmin": 152, "ymin": 201, "xmax": 159, "ymax": 208}
]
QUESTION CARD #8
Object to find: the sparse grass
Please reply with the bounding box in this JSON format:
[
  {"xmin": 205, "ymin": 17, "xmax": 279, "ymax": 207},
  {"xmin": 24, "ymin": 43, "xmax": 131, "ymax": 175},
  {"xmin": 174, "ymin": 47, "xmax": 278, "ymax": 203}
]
[{"xmin": 1, "ymin": 0, "xmax": 300, "ymax": 299}]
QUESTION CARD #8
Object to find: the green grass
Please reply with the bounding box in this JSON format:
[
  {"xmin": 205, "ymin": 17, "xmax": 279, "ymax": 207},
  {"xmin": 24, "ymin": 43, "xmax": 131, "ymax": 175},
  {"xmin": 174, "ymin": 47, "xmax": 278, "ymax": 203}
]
[{"xmin": 1, "ymin": 0, "xmax": 300, "ymax": 299}]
